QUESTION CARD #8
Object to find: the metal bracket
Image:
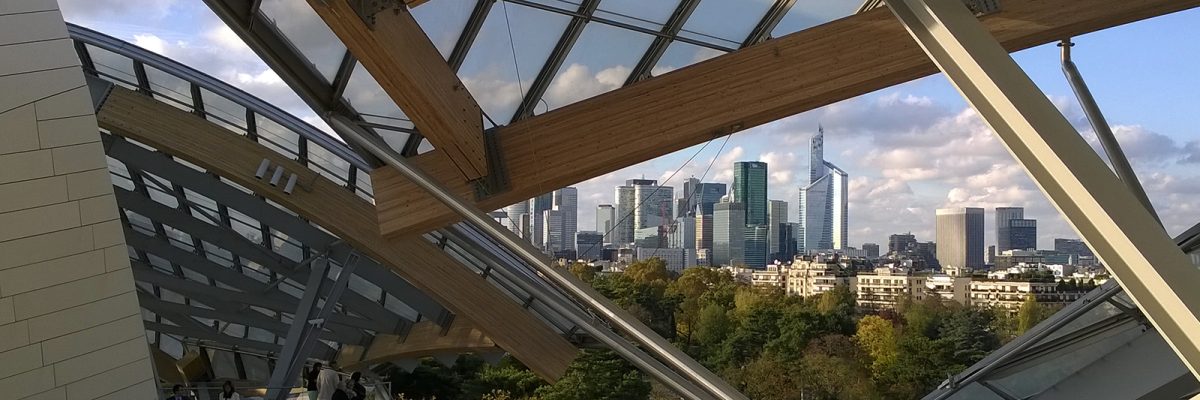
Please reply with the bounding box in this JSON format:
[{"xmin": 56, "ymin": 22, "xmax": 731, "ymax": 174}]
[
  {"xmin": 348, "ymin": 0, "xmax": 406, "ymax": 29},
  {"xmin": 963, "ymin": 0, "xmax": 1000, "ymax": 16},
  {"xmin": 470, "ymin": 128, "xmax": 510, "ymax": 200}
]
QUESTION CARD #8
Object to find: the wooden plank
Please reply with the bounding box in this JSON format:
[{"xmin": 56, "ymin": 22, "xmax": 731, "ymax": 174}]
[
  {"xmin": 336, "ymin": 319, "xmax": 495, "ymax": 371},
  {"xmin": 96, "ymin": 87, "xmax": 577, "ymax": 380},
  {"xmin": 307, "ymin": 0, "xmax": 486, "ymax": 180},
  {"xmin": 371, "ymin": 0, "xmax": 1200, "ymax": 237}
]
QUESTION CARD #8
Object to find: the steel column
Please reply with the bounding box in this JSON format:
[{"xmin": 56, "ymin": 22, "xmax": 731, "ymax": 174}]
[
  {"xmin": 742, "ymin": 0, "xmax": 798, "ymax": 47},
  {"xmin": 624, "ymin": 0, "xmax": 701, "ymax": 86},
  {"xmin": 1059, "ymin": 39, "xmax": 1161, "ymax": 225},
  {"xmin": 510, "ymin": 0, "xmax": 602, "ymax": 121},
  {"xmin": 884, "ymin": 0, "xmax": 1200, "ymax": 379}
]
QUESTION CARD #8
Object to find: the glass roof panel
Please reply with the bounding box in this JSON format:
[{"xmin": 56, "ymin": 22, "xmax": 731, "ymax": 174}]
[
  {"xmin": 85, "ymin": 44, "xmax": 138, "ymax": 89},
  {"xmin": 593, "ymin": 0, "xmax": 678, "ymax": 32},
  {"xmin": 678, "ymin": 0, "xmax": 774, "ymax": 48},
  {"xmin": 342, "ymin": 62, "xmax": 414, "ymax": 131},
  {"xmin": 144, "ymin": 65, "xmax": 193, "ymax": 109},
  {"xmin": 258, "ymin": 0, "xmax": 346, "ymax": 82},
  {"xmin": 770, "ymin": 1, "xmax": 858, "ymax": 38},
  {"xmin": 458, "ymin": 1, "xmax": 571, "ymax": 125},
  {"xmin": 652, "ymin": 40, "xmax": 726, "ymax": 77},
  {"xmin": 538, "ymin": 22, "xmax": 654, "ymax": 114},
  {"xmin": 199, "ymin": 88, "xmax": 249, "ymax": 131},
  {"xmin": 410, "ymin": 0, "xmax": 476, "ymax": 60}
]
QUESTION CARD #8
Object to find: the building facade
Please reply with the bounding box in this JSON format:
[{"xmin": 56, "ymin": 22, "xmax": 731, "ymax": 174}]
[
  {"xmin": 713, "ymin": 200, "xmax": 745, "ymax": 266},
  {"xmin": 863, "ymin": 243, "xmax": 880, "ymax": 259},
  {"xmin": 968, "ymin": 280, "xmax": 1087, "ymax": 311},
  {"xmin": 768, "ymin": 199, "xmax": 788, "ymax": 258},
  {"xmin": 733, "ymin": 161, "xmax": 768, "ymax": 225},
  {"xmin": 936, "ymin": 207, "xmax": 985, "ymax": 269},
  {"xmin": 636, "ymin": 248, "xmax": 697, "ymax": 273},
  {"xmin": 633, "ymin": 182, "xmax": 674, "ymax": 232},
  {"xmin": 577, "ymin": 231, "xmax": 604, "ymax": 260},
  {"xmin": 596, "ymin": 204, "xmax": 615, "ymax": 244},
  {"xmin": 996, "ymin": 207, "xmax": 1023, "ymax": 252},
  {"xmin": 854, "ymin": 268, "xmax": 928, "ymax": 310},
  {"xmin": 744, "ymin": 224, "xmax": 770, "ymax": 269}
]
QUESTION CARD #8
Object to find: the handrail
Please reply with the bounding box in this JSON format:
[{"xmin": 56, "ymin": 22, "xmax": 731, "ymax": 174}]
[{"xmin": 66, "ymin": 23, "xmax": 371, "ymax": 171}]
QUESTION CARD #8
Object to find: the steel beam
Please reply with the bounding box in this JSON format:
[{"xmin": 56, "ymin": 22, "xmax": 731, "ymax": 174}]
[
  {"xmin": 144, "ymin": 320, "xmax": 283, "ymax": 354},
  {"xmin": 266, "ymin": 255, "xmax": 357, "ymax": 400},
  {"xmin": 448, "ymin": 0, "xmax": 494, "ymax": 72},
  {"xmin": 742, "ymin": 0, "xmax": 798, "ymax": 47},
  {"xmin": 197, "ymin": 0, "xmax": 383, "ymax": 167},
  {"xmin": 884, "ymin": 0, "xmax": 1200, "ymax": 379},
  {"xmin": 510, "ymin": 0, "xmax": 602, "ymax": 121},
  {"xmin": 624, "ymin": 0, "xmax": 701, "ymax": 86}
]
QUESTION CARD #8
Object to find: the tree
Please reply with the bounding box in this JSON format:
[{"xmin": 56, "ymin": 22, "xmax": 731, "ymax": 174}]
[
  {"xmin": 733, "ymin": 352, "xmax": 804, "ymax": 400},
  {"xmin": 693, "ymin": 303, "xmax": 733, "ymax": 350},
  {"xmin": 536, "ymin": 349, "xmax": 651, "ymax": 400},
  {"xmin": 463, "ymin": 365, "xmax": 545, "ymax": 399},
  {"xmin": 855, "ymin": 315, "xmax": 898, "ymax": 375},
  {"xmin": 625, "ymin": 258, "xmax": 671, "ymax": 284},
  {"xmin": 799, "ymin": 335, "xmax": 882, "ymax": 399},
  {"xmin": 1017, "ymin": 294, "xmax": 1048, "ymax": 334},
  {"xmin": 568, "ymin": 262, "xmax": 597, "ymax": 283},
  {"xmin": 669, "ymin": 268, "xmax": 737, "ymax": 344},
  {"xmin": 938, "ymin": 307, "xmax": 1000, "ymax": 367}
]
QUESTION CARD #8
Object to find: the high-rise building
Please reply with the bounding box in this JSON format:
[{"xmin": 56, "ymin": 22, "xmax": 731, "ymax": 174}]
[
  {"xmin": 625, "ymin": 180, "xmax": 673, "ymax": 233},
  {"xmin": 576, "ymin": 231, "xmax": 604, "ymax": 260},
  {"xmin": 768, "ymin": 200, "xmax": 789, "ymax": 257},
  {"xmin": 773, "ymin": 223, "xmax": 797, "ymax": 262},
  {"xmin": 863, "ymin": 243, "xmax": 880, "ymax": 259},
  {"xmin": 542, "ymin": 209, "xmax": 565, "ymax": 253},
  {"xmin": 733, "ymin": 161, "xmax": 768, "ymax": 225},
  {"xmin": 1008, "ymin": 219, "xmax": 1037, "ymax": 250},
  {"xmin": 528, "ymin": 192, "xmax": 553, "ymax": 247},
  {"xmin": 678, "ymin": 177, "xmax": 700, "ymax": 217},
  {"xmin": 505, "ymin": 201, "xmax": 530, "ymax": 238},
  {"xmin": 995, "ymin": 207, "xmax": 1024, "ymax": 251},
  {"xmin": 615, "ymin": 184, "xmax": 637, "ymax": 244},
  {"xmin": 696, "ymin": 214, "xmax": 714, "ymax": 253},
  {"xmin": 744, "ymin": 225, "xmax": 770, "ymax": 268},
  {"xmin": 713, "ymin": 198, "xmax": 745, "ymax": 266},
  {"xmin": 798, "ymin": 127, "xmax": 849, "ymax": 252},
  {"xmin": 669, "ymin": 216, "xmax": 696, "ymax": 249},
  {"xmin": 1054, "ymin": 238, "xmax": 1094, "ymax": 258},
  {"xmin": 694, "ymin": 182, "xmax": 728, "ymax": 215},
  {"xmin": 936, "ymin": 207, "xmax": 985, "ymax": 269},
  {"xmin": 553, "ymin": 187, "xmax": 578, "ymax": 251},
  {"xmin": 889, "ymin": 233, "xmax": 917, "ymax": 254},
  {"xmin": 596, "ymin": 204, "xmax": 616, "ymax": 243}
]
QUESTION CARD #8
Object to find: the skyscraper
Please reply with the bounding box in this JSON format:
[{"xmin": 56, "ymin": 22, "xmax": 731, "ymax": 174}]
[
  {"xmin": 1008, "ymin": 218, "xmax": 1037, "ymax": 250},
  {"xmin": 798, "ymin": 127, "xmax": 849, "ymax": 252},
  {"xmin": 696, "ymin": 214, "xmax": 714, "ymax": 253},
  {"xmin": 634, "ymin": 183, "xmax": 674, "ymax": 231},
  {"xmin": 713, "ymin": 198, "xmax": 745, "ymax": 266},
  {"xmin": 576, "ymin": 231, "xmax": 604, "ymax": 260},
  {"xmin": 768, "ymin": 200, "xmax": 789, "ymax": 257},
  {"xmin": 694, "ymin": 182, "xmax": 728, "ymax": 215},
  {"xmin": 936, "ymin": 207, "xmax": 985, "ymax": 269},
  {"xmin": 1054, "ymin": 238, "xmax": 1094, "ymax": 258},
  {"xmin": 504, "ymin": 201, "xmax": 530, "ymax": 237},
  {"xmin": 615, "ymin": 179, "xmax": 656, "ymax": 245},
  {"xmin": 526, "ymin": 192, "xmax": 553, "ymax": 247},
  {"xmin": 733, "ymin": 161, "xmax": 768, "ymax": 225},
  {"xmin": 669, "ymin": 216, "xmax": 696, "ymax": 249},
  {"xmin": 596, "ymin": 204, "xmax": 615, "ymax": 243},
  {"xmin": 889, "ymin": 233, "xmax": 917, "ymax": 254},
  {"xmin": 542, "ymin": 209, "xmax": 564, "ymax": 253},
  {"xmin": 773, "ymin": 223, "xmax": 796, "ymax": 262},
  {"xmin": 678, "ymin": 177, "xmax": 700, "ymax": 217},
  {"xmin": 744, "ymin": 225, "xmax": 770, "ymax": 269},
  {"xmin": 553, "ymin": 187, "xmax": 578, "ymax": 250},
  {"xmin": 996, "ymin": 207, "xmax": 1024, "ymax": 251}
]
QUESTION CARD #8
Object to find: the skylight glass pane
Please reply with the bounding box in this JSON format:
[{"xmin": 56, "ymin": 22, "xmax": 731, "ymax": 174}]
[
  {"xmin": 258, "ymin": 0, "xmax": 346, "ymax": 82},
  {"xmin": 411, "ymin": 0, "xmax": 475, "ymax": 59},
  {"xmin": 770, "ymin": 1, "xmax": 857, "ymax": 38},
  {"xmin": 144, "ymin": 65, "xmax": 192, "ymax": 109},
  {"xmin": 594, "ymin": 0, "xmax": 678, "ymax": 32},
  {"xmin": 199, "ymin": 88, "xmax": 248, "ymax": 131},
  {"xmin": 85, "ymin": 44, "xmax": 138, "ymax": 88},
  {"xmin": 538, "ymin": 22, "xmax": 654, "ymax": 113},
  {"xmin": 458, "ymin": 2, "xmax": 570, "ymax": 125},
  {"xmin": 343, "ymin": 62, "xmax": 411, "ymax": 127},
  {"xmin": 652, "ymin": 40, "xmax": 725, "ymax": 77},
  {"xmin": 678, "ymin": 0, "xmax": 774, "ymax": 47}
]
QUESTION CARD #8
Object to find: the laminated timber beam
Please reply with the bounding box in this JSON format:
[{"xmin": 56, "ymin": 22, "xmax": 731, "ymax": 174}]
[
  {"xmin": 305, "ymin": 0, "xmax": 488, "ymax": 180},
  {"xmin": 95, "ymin": 86, "xmax": 577, "ymax": 380},
  {"xmin": 371, "ymin": 0, "xmax": 1200, "ymax": 237},
  {"xmin": 335, "ymin": 320, "xmax": 496, "ymax": 372}
]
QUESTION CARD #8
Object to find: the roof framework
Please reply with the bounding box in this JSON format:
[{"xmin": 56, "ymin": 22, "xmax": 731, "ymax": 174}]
[{"xmin": 71, "ymin": 23, "xmax": 585, "ymax": 385}]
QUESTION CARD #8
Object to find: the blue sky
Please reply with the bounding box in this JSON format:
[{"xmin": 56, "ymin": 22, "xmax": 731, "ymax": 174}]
[{"xmin": 61, "ymin": 0, "xmax": 1200, "ymax": 250}]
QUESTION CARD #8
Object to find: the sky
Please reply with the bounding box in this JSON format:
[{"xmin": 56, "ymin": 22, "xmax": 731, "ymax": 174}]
[{"xmin": 60, "ymin": 0, "xmax": 1200, "ymax": 250}]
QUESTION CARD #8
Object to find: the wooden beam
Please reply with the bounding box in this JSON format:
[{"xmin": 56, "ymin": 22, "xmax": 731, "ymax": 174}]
[
  {"xmin": 306, "ymin": 0, "xmax": 487, "ymax": 180},
  {"xmin": 336, "ymin": 319, "xmax": 496, "ymax": 371},
  {"xmin": 96, "ymin": 87, "xmax": 577, "ymax": 380},
  {"xmin": 371, "ymin": 0, "xmax": 1200, "ymax": 237}
]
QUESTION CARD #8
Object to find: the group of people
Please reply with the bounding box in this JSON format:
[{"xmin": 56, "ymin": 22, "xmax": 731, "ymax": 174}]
[
  {"xmin": 165, "ymin": 381, "xmax": 241, "ymax": 400},
  {"xmin": 305, "ymin": 362, "xmax": 367, "ymax": 400}
]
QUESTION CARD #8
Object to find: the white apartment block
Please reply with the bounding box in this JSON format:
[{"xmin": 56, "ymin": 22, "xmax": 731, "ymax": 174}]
[{"xmin": 968, "ymin": 280, "xmax": 1087, "ymax": 311}]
